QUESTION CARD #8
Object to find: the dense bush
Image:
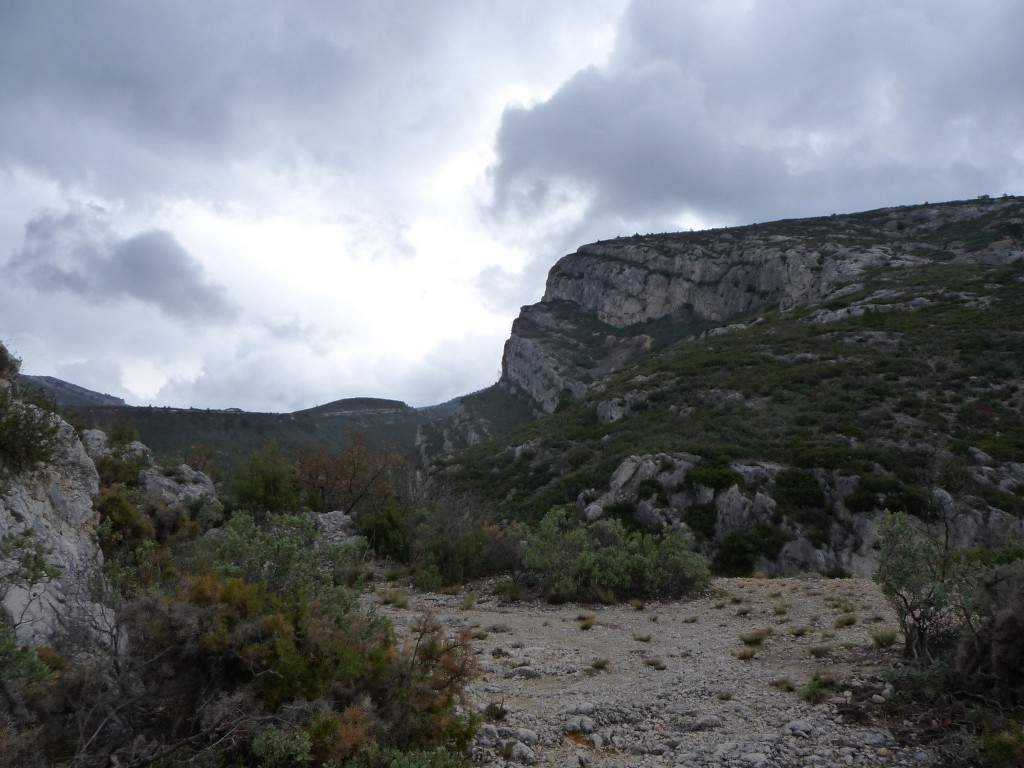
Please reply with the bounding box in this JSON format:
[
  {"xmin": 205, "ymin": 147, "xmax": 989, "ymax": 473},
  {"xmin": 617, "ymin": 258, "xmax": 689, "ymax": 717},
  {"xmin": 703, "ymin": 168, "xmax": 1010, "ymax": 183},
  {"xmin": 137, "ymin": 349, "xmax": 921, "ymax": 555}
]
[
  {"xmin": 711, "ymin": 525, "xmax": 792, "ymax": 576},
  {"xmin": 0, "ymin": 386, "xmax": 61, "ymax": 477},
  {"xmin": 773, "ymin": 467, "xmax": 824, "ymax": 509},
  {"xmin": 3, "ymin": 499, "xmax": 479, "ymax": 766},
  {"xmin": 687, "ymin": 464, "xmax": 742, "ymax": 491},
  {"xmin": 955, "ymin": 560, "xmax": 1024, "ymax": 705},
  {"xmin": 875, "ymin": 508, "xmax": 1024, "ymax": 766},
  {"xmin": 93, "ymin": 449, "xmax": 151, "ymax": 489},
  {"xmin": 522, "ymin": 507, "xmax": 709, "ymax": 603},
  {"xmin": 230, "ymin": 443, "xmax": 298, "ymax": 514}
]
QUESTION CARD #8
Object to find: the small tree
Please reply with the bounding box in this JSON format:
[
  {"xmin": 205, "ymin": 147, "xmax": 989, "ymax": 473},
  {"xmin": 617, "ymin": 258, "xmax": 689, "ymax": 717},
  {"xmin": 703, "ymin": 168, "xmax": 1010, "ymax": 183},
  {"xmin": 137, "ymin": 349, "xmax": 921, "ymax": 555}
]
[
  {"xmin": 293, "ymin": 436, "xmax": 402, "ymax": 516},
  {"xmin": 230, "ymin": 443, "xmax": 297, "ymax": 515},
  {"xmin": 874, "ymin": 510, "xmax": 976, "ymax": 661}
]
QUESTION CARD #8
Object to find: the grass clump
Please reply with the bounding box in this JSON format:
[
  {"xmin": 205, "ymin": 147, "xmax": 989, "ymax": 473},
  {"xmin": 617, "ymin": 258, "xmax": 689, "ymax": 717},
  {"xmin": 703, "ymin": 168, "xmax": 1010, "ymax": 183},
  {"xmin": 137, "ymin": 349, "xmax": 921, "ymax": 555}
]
[
  {"xmin": 739, "ymin": 629, "xmax": 771, "ymax": 646},
  {"xmin": 379, "ymin": 588, "xmax": 409, "ymax": 608},
  {"xmin": 870, "ymin": 628, "xmax": 899, "ymax": 649},
  {"xmin": 801, "ymin": 674, "xmax": 838, "ymax": 703},
  {"xmin": 809, "ymin": 644, "xmax": 833, "ymax": 659}
]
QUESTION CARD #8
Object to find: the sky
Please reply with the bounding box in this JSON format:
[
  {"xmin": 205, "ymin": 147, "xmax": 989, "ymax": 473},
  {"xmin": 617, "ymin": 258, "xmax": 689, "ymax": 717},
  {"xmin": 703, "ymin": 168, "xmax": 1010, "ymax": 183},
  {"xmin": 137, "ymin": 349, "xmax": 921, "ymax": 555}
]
[{"xmin": 1, "ymin": 1, "xmax": 1022, "ymax": 412}]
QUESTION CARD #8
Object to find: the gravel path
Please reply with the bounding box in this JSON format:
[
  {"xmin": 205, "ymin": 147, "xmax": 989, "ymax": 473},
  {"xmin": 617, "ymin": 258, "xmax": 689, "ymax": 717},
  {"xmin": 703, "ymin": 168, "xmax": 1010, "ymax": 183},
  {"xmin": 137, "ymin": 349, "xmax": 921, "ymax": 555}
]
[{"xmin": 372, "ymin": 577, "xmax": 934, "ymax": 768}]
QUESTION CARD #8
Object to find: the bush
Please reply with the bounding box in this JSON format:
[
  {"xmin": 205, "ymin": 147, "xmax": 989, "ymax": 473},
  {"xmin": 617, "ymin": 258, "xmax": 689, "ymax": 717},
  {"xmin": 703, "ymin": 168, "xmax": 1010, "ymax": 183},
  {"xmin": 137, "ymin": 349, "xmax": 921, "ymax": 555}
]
[
  {"xmin": 874, "ymin": 510, "xmax": 975, "ymax": 661},
  {"xmin": 522, "ymin": 507, "xmax": 709, "ymax": 603},
  {"xmin": 687, "ymin": 464, "xmax": 741, "ymax": 491},
  {"xmin": 93, "ymin": 450, "xmax": 151, "ymax": 489},
  {"xmin": 683, "ymin": 502, "xmax": 718, "ymax": 540},
  {"xmin": 773, "ymin": 467, "xmax": 824, "ymax": 509},
  {"xmin": 956, "ymin": 560, "xmax": 1024, "ymax": 705},
  {"xmin": 230, "ymin": 443, "xmax": 298, "ymax": 514},
  {"xmin": 409, "ymin": 504, "xmax": 523, "ymax": 587},
  {"xmin": 108, "ymin": 512, "xmax": 478, "ymax": 765},
  {"xmin": 711, "ymin": 525, "xmax": 792, "ymax": 576},
  {"xmin": 0, "ymin": 386, "xmax": 61, "ymax": 477}
]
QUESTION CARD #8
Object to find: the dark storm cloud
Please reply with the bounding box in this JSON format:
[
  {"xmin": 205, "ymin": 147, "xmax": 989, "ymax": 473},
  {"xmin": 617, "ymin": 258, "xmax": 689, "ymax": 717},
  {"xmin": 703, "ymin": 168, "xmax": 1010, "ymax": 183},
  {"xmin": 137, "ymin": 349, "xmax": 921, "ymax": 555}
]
[
  {"xmin": 490, "ymin": 0, "xmax": 1024, "ymax": 228},
  {"xmin": 0, "ymin": 1, "xmax": 442, "ymax": 200},
  {"xmin": 10, "ymin": 209, "xmax": 236, "ymax": 322}
]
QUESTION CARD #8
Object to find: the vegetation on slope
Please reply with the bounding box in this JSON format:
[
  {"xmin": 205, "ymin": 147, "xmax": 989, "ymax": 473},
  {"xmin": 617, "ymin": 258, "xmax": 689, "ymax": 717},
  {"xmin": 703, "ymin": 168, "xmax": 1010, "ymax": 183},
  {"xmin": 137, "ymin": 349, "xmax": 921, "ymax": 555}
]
[{"xmin": 436, "ymin": 261, "xmax": 1024, "ymax": 534}]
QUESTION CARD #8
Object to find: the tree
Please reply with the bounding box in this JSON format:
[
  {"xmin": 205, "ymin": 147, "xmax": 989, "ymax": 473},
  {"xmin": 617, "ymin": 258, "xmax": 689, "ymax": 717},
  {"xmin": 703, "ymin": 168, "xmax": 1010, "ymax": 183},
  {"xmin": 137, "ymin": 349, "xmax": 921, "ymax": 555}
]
[
  {"xmin": 294, "ymin": 435, "xmax": 404, "ymax": 517},
  {"xmin": 231, "ymin": 443, "xmax": 297, "ymax": 514}
]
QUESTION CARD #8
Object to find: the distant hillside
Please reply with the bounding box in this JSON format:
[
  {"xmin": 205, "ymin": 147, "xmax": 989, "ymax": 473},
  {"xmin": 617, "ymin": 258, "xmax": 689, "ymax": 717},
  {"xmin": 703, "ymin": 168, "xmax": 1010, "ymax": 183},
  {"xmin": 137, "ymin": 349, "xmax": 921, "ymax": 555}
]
[
  {"xmin": 18, "ymin": 374, "xmax": 126, "ymax": 407},
  {"xmin": 72, "ymin": 397, "xmax": 436, "ymax": 469}
]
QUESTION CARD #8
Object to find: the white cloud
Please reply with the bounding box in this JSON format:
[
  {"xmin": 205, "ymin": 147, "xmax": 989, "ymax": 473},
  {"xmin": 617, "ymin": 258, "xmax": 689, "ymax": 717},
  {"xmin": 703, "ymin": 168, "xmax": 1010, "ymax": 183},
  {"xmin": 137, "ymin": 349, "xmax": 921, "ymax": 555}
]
[{"xmin": 1, "ymin": 0, "xmax": 1020, "ymax": 412}]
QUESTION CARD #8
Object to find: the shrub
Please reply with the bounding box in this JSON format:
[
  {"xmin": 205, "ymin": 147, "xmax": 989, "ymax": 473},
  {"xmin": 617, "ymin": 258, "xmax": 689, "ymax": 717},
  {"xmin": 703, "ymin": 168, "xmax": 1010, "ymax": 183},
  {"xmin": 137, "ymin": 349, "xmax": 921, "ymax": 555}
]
[
  {"xmin": 711, "ymin": 525, "xmax": 792, "ymax": 576},
  {"xmin": 683, "ymin": 502, "xmax": 717, "ymax": 540},
  {"xmin": 230, "ymin": 443, "xmax": 298, "ymax": 514},
  {"xmin": 522, "ymin": 507, "xmax": 709, "ymax": 603},
  {"xmin": 0, "ymin": 345, "xmax": 19, "ymax": 381},
  {"xmin": 687, "ymin": 464, "xmax": 741, "ymax": 491},
  {"xmin": 773, "ymin": 467, "xmax": 824, "ymax": 509},
  {"xmin": 407, "ymin": 503, "xmax": 523, "ymax": 587},
  {"xmin": 874, "ymin": 510, "xmax": 975, "ymax": 661},
  {"xmin": 94, "ymin": 487, "xmax": 155, "ymax": 550},
  {"xmin": 955, "ymin": 560, "xmax": 1024, "ymax": 705},
  {"xmin": 93, "ymin": 450, "xmax": 151, "ymax": 489},
  {"xmin": 0, "ymin": 386, "xmax": 61, "ymax": 477}
]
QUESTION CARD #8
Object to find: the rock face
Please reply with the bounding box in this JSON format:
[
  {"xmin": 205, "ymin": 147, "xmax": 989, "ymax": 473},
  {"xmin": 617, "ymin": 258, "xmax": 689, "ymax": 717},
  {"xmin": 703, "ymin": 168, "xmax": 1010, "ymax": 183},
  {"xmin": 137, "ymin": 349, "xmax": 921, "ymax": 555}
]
[
  {"xmin": 578, "ymin": 451, "xmax": 1024, "ymax": 577},
  {"xmin": 1, "ymin": 418, "xmax": 105, "ymax": 646},
  {"xmin": 499, "ymin": 197, "xmax": 1024, "ymax": 415}
]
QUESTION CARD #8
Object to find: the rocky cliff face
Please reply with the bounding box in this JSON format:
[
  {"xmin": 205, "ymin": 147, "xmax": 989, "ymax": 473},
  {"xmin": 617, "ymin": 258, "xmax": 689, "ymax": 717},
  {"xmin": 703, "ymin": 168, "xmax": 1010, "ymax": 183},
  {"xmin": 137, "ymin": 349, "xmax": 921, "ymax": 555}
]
[
  {"xmin": 500, "ymin": 196, "xmax": 1024, "ymax": 415},
  {"xmin": 1, "ymin": 410, "xmax": 105, "ymax": 646}
]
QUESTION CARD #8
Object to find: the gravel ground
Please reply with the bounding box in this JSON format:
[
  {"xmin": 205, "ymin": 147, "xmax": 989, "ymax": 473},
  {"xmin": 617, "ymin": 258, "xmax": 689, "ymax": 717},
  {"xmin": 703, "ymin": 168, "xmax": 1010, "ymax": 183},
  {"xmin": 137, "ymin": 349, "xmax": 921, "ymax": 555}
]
[{"xmin": 371, "ymin": 576, "xmax": 935, "ymax": 768}]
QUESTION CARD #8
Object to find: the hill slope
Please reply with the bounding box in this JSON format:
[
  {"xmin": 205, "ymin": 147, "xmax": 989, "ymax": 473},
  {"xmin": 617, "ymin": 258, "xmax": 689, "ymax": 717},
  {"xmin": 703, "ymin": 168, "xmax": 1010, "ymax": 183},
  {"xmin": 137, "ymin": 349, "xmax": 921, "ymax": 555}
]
[{"xmin": 429, "ymin": 196, "xmax": 1024, "ymax": 575}]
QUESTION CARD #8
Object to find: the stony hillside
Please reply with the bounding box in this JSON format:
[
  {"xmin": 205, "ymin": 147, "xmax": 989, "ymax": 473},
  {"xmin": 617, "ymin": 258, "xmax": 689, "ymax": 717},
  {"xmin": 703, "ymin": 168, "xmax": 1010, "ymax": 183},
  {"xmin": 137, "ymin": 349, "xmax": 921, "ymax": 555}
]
[{"xmin": 427, "ymin": 196, "xmax": 1024, "ymax": 575}]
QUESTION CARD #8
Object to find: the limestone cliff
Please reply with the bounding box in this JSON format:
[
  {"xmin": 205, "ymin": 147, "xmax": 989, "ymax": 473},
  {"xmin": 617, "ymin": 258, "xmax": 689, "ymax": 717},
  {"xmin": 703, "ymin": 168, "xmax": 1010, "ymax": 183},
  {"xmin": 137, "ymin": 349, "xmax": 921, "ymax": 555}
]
[{"xmin": 501, "ymin": 196, "xmax": 1024, "ymax": 414}]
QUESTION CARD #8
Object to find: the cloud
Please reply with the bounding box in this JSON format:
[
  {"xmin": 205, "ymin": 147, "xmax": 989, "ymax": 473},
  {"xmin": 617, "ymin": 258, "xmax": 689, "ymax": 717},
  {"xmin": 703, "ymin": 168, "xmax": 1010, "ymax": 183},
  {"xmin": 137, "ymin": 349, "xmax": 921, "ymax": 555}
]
[
  {"xmin": 9, "ymin": 208, "xmax": 236, "ymax": 323},
  {"xmin": 489, "ymin": 0, "xmax": 1024, "ymax": 232}
]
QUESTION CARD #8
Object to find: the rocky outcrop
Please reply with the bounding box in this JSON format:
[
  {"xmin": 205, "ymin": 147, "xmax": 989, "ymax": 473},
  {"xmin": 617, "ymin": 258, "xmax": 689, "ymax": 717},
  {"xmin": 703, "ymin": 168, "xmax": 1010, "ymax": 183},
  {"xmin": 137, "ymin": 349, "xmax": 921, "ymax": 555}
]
[
  {"xmin": 1, "ymin": 418, "xmax": 106, "ymax": 647},
  {"xmin": 580, "ymin": 450, "xmax": 1024, "ymax": 578},
  {"xmin": 500, "ymin": 196, "xmax": 1024, "ymax": 414}
]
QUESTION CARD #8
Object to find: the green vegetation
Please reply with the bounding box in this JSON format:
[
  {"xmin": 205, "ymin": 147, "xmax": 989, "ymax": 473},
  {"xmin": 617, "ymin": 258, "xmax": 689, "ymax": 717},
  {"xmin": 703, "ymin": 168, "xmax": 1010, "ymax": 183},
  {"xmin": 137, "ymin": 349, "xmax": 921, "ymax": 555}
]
[
  {"xmin": 2, "ymin": 509, "xmax": 479, "ymax": 767},
  {"xmin": 435, "ymin": 258, "xmax": 1024, "ymax": 572},
  {"xmin": 521, "ymin": 507, "xmax": 709, "ymax": 603},
  {"xmin": 72, "ymin": 397, "xmax": 434, "ymax": 468},
  {"xmin": 874, "ymin": 506, "xmax": 1024, "ymax": 766},
  {"xmin": 0, "ymin": 384, "xmax": 61, "ymax": 478}
]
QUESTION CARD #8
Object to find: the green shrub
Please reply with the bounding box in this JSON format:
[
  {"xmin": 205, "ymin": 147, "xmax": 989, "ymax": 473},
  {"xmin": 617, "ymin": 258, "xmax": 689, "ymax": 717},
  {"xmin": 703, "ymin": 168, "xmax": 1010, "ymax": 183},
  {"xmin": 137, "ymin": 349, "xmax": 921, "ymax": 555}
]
[
  {"xmin": 94, "ymin": 487, "xmax": 155, "ymax": 551},
  {"xmin": 522, "ymin": 507, "xmax": 709, "ymax": 602},
  {"xmin": 956, "ymin": 560, "xmax": 1024, "ymax": 705},
  {"xmin": 93, "ymin": 451, "xmax": 151, "ymax": 489},
  {"xmin": 356, "ymin": 498, "xmax": 413, "ymax": 561},
  {"xmin": 711, "ymin": 525, "xmax": 792, "ymax": 576},
  {"xmin": 874, "ymin": 510, "xmax": 975, "ymax": 661},
  {"xmin": 230, "ymin": 443, "xmax": 298, "ymax": 514},
  {"xmin": 773, "ymin": 467, "xmax": 824, "ymax": 509},
  {"xmin": 688, "ymin": 465, "xmax": 741, "ymax": 491},
  {"xmin": 0, "ymin": 386, "xmax": 61, "ymax": 477},
  {"xmin": 413, "ymin": 513, "xmax": 524, "ymax": 587},
  {"xmin": 683, "ymin": 502, "xmax": 718, "ymax": 540}
]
